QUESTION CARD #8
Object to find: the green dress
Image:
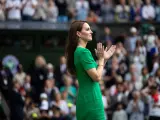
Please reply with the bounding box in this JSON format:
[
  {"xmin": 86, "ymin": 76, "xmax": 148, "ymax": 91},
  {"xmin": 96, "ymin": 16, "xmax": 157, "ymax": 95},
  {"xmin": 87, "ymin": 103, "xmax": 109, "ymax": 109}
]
[{"xmin": 74, "ymin": 47, "xmax": 105, "ymax": 120}]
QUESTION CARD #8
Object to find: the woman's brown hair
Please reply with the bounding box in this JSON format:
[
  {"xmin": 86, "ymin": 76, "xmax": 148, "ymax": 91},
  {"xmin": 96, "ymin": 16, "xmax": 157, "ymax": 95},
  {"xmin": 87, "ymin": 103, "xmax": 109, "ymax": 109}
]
[{"xmin": 65, "ymin": 20, "xmax": 86, "ymax": 75}]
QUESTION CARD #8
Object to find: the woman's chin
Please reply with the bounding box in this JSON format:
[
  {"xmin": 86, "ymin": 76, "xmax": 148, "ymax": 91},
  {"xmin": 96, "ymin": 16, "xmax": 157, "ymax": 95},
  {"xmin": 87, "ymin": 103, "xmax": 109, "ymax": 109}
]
[{"xmin": 85, "ymin": 38, "xmax": 92, "ymax": 42}]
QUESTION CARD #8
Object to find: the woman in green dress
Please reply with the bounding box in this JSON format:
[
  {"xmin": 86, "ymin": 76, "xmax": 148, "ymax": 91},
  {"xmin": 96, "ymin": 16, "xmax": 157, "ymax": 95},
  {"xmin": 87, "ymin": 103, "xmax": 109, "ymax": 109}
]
[{"xmin": 65, "ymin": 21, "xmax": 116, "ymax": 120}]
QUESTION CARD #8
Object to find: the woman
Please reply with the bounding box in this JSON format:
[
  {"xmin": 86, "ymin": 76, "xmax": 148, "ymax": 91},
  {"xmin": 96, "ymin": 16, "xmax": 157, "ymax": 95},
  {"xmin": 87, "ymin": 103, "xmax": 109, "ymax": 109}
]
[{"xmin": 65, "ymin": 20, "xmax": 116, "ymax": 120}]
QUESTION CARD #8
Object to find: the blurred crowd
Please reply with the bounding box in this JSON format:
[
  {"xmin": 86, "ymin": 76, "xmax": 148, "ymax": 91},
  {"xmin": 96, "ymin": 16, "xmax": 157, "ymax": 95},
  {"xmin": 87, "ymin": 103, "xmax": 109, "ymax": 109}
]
[
  {"xmin": 1, "ymin": 0, "xmax": 160, "ymax": 23},
  {"xmin": 0, "ymin": 23, "xmax": 160, "ymax": 120}
]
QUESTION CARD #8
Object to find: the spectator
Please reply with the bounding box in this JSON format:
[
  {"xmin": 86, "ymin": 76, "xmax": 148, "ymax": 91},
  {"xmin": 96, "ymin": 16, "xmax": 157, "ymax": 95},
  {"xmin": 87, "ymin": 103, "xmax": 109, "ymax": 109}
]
[
  {"xmin": 33, "ymin": 0, "xmax": 47, "ymax": 21},
  {"xmin": 0, "ymin": 61, "xmax": 13, "ymax": 101},
  {"xmin": 155, "ymin": 68, "xmax": 160, "ymax": 84},
  {"xmin": 46, "ymin": 0, "xmax": 58, "ymax": 23},
  {"xmin": 115, "ymin": 42, "xmax": 127, "ymax": 63},
  {"xmin": 28, "ymin": 55, "xmax": 47, "ymax": 103},
  {"xmin": 23, "ymin": 75, "xmax": 36, "ymax": 100},
  {"xmin": 101, "ymin": 26, "xmax": 114, "ymax": 46},
  {"xmin": 88, "ymin": 0, "xmax": 101, "ymax": 15},
  {"xmin": 142, "ymin": 83, "xmax": 160, "ymax": 120},
  {"xmin": 112, "ymin": 102, "xmax": 128, "ymax": 120},
  {"xmin": 86, "ymin": 10, "xmax": 99, "ymax": 23},
  {"xmin": 124, "ymin": 64, "xmax": 136, "ymax": 80},
  {"xmin": 10, "ymin": 80, "xmax": 25, "ymax": 120},
  {"xmin": 6, "ymin": 0, "xmax": 22, "ymax": 21},
  {"xmin": 0, "ymin": 0, "xmax": 6, "ymax": 21},
  {"xmin": 39, "ymin": 93, "xmax": 49, "ymax": 119},
  {"xmin": 129, "ymin": 0, "xmax": 143, "ymax": 22},
  {"xmin": 115, "ymin": 0, "xmax": 130, "ymax": 22},
  {"xmin": 143, "ymin": 26, "xmax": 157, "ymax": 71},
  {"xmin": 66, "ymin": 0, "xmax": 76, "ymax": 22},
  {"xmin": 142, "ymin": 0, "xmax": 155, "ymax": 21},
  {"xmin": 22, "ymin": 0, "xmax": 37, "ymax": 21},
  {"xmin": 54, "ymin": 56, "xmax": 67, "ymax": 88},
  {"xmin": 140, "ymin": 66, "xmax": 150, "ymax": 86},
  {"xmin": 155, "ymin": 0, "xmax": 160, "ymax": 22},
  {"xmin": 55, "ymin": 0, "xmax": 68, "ymax": 22},
  {"xmin": 101, "ymin": 0, "xmax": 114, "ymax": 23},
  {"xmin": 109, "ymin": 82, "xmax": 128, "ymax": 112},
  {"xmin": 126, "ymin": 91, "xmax": 144, "ymax": 120},
  {"xmin": 46, "ymin": 63, "xmax": 55, "ymax": 79},
  {"xmin": 13, "ymin": 64, "xmax": 26, "ymax": 86},
  {"xmin": 124, "ymin": 27, "xmax": 140, "ymax": 54},
  {"xmin": 75, "ymin": 0, "xmax": 89, "ymax": 21},
  {"xmin": 50, "ymin": 93, "xmax": 69, "ymax": 117},
  {"xmin": 60, "ymin": 74, "xmax": 76, "ymax": 104},
  {"xmin": 104, "ymin": 56, "xmax": 120, "ymax": 89},
  {"xmin": 135, "ymin": 40, "xmax": 147, "ymax": 66},
  {"xmin": 43, "ymin": 79, "xmax": 59, "ymax": 104}
]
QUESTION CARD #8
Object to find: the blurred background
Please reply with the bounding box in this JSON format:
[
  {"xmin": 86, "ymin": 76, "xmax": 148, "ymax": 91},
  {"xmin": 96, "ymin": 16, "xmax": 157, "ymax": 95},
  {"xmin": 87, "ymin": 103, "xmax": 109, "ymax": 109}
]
[{"xmin": 0, "ymin": 0, "xmax": 160, "ymax": 120}]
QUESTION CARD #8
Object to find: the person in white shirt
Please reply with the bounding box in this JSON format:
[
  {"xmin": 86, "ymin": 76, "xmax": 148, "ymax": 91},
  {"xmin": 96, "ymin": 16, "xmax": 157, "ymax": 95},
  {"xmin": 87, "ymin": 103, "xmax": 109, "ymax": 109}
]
[
  {"xmin": 22, "ymin": 0, "xmax": 37, "ymax": 20},
  {"xmin": 142, "ymin": 0, "xmax": 155, "ymax": 21},
  {"xmin": 46, "ymin": 0, "xmax": 58, "ymax": 22},
  {"xmin": 75, "ymin": 0, "xmax": 89, "ymax": 20},
  {"xmin": 6, "ymin": 0, "xmax": 22, "ymax": 21}
]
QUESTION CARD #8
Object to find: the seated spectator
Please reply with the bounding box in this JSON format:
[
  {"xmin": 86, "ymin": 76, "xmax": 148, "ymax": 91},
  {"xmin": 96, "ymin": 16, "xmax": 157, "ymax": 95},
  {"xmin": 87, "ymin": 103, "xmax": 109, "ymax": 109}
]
[
  {"xmin": 24, "ymin": 96, "xmax": 40, "ymax": 120},
  {"xmin": 43, "ymin": 79, "xmax": 59, "ymax": 104},
  {"xmin": 46, "ymin": 63, "xmax": 55, "ymax": 79},
  {"xmin": 60, "ymin": 74, "xmax": 76, "ymax": 104},
  {"xmin": 39, "ymin": 93, "xmax": 49, "ymax": 119},
  {"xmin": 140, "ymin": 66, "xmax": 150, "ymax": 86},
  {"xmin": 50, "ymin": 93, "xmax": 69, "ymax": 117},
  {"xmin": 23, "ymin": 75, "xmax": 36, "ymax": 101},
  {"xmin": 13, "ymin": 64, "xmax": 26, "ymax": 86}
]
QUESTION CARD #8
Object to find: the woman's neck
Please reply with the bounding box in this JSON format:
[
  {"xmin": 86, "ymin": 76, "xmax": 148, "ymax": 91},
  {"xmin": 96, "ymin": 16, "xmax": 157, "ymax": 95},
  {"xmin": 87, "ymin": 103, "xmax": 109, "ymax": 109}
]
[{"xmin": 78, "ymin": 40, "xmax": 87, "ymax": 48}]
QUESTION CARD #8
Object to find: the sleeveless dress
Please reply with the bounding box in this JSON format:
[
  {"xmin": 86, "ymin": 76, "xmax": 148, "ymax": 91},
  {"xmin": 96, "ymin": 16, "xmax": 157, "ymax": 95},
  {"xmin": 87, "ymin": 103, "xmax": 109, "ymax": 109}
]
[{"xmin": 74, "ymin": 47, "xmax": 106, "ymax": 120}]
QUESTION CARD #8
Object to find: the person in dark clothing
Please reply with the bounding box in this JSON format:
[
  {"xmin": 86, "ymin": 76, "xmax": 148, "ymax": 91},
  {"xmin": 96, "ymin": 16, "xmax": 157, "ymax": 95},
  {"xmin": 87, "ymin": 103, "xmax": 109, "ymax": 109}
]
[
  {"xmin": 27, "ymin": 56, "xmax": 48, "ymax": 103},
  {"xmin": 54, "ymin": 56, "xmax": 67, "ymax": 88},
  {"xmin": 10, "ymin": 80, "xmax": 25, "ymax": 120},
  {"xmin": 0, "ymin": 61, "xmax": 13, "ymax": 101}
]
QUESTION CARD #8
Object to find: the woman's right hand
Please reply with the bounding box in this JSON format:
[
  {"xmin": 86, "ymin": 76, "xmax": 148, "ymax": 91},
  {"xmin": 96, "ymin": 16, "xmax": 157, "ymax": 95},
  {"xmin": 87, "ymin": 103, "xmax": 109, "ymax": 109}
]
[{"xmin": 95, "ymin": 43, "xmax": 105, "ymax": 60}]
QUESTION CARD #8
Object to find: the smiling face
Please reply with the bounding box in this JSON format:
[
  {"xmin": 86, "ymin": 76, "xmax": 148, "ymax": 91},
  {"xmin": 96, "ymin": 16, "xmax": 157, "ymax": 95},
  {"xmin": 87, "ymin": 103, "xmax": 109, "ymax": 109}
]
[{"xmin": 77, "ymin": 23, "xmax": 93, "ymax": 42}]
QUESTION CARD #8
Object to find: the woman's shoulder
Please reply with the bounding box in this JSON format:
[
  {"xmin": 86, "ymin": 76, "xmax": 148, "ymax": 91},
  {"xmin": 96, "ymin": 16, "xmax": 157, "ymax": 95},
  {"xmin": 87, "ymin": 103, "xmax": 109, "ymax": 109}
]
[{"xmin": 75, "ymin": 47, "xmax": 90, "ymax": 54}]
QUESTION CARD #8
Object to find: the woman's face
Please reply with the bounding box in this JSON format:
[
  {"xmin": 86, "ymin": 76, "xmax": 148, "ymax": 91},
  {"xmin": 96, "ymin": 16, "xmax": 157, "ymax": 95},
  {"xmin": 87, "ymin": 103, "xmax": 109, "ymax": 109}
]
[{"xmin": 77, "ymin": 23, "xmax": 93, "ymax": 41}]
